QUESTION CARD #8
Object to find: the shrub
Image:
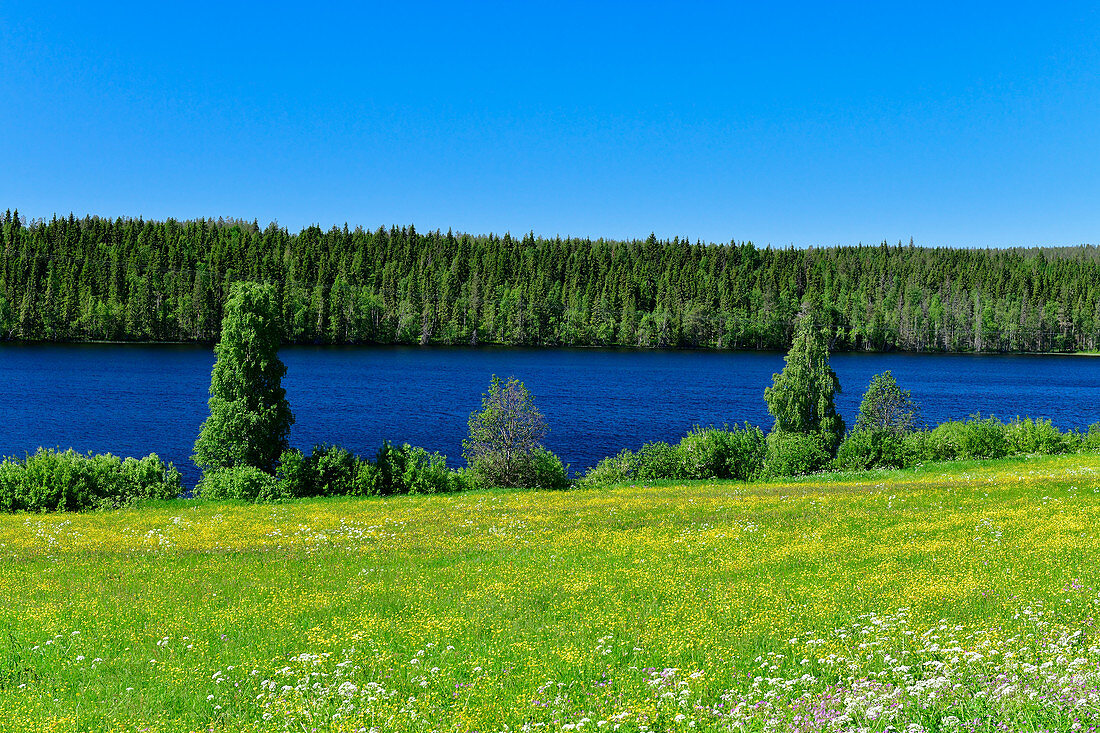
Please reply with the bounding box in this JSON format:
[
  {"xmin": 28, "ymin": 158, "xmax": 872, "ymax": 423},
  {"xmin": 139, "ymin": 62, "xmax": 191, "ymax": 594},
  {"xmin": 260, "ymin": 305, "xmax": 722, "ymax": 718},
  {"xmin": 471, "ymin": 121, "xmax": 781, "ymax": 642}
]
[
  {"xmin": 577, "ymin": 450, "xmax": 635, "ymax": 488},
  {"xmin": 450, "ymin": 467, "xmax": 482, "ymax": 493},
  {"xmin": 833, "ymin": 430, "xmax": 906, "ymax": 471},
  {"xmin": 959, "ymin": 416, "xmax": 1009, "ymax": 459},
  {"xmin": 576, "ymin": 441, "xmax": 681, "ymax": 488},
  {"xmin": 467, "ymin": 446, "xmax": 570, "ymax": 491},
  {"xmin": 118, "ymin": 454, "xmax": 184, "ymax": 505},
  {"xmin": 577, "ymin": 441, "xmax": 685, "ymax": 488},
  {"xmin": 1080, "ymin": 423, "xmax": 1100, "ymax": 452},
  {"xmin": 277, "ymin": 442, "xmax": 475, "ymax": 499},
  {"xmin": 927, "ymin": 416, "xmax": 1012, "ymax": 461},
  {"xmin": 764, "ymin": 431, "xmax": 830, "ymax": 477},
  {"xmin": 311, "ymin": 444, "xmax": 360, "ymax": 497},
  {"xmin": 928, "ymin": 421, "xmax": 966, "ymax": 461},
  {"xmin": 195, "ymin": 465, "xmax": 287, "ymax": 503},
  {"xmin": 0, "ymin": 449, "xmax": 181, "ymax": 513},
  {"xmin": 900, "ymin": 430, "xmax": 933, "ymax": 465},
  {"xmin": 276, "ymin": 448, "xmax": 314, "ymax": 498},
  {"xmin": 632, "ymin": 441, "xmax": 681, "ymax": 482},
  {"xmin": 372, "ymin": 440, "xmax": 406, "ymax": 496},
  {"xmin": 677, "ymin": 425, "xmax": 766, "ymax": 481},
  {"xmin": 399, "ymin": 445, "xmax": 460, "ymax": 495},
  {"xmin": 353, "ymin": 461, "xmax": 380, "ymax": 496},
  {"xmin": 276, "ymin": 446, "xmax": 361, "ymax": 498},
  {"xmin": 580, "ymin": 426, "xmax": 767, "ymax": 488},
  {"xmin": 1005, "ymin": 418, "xmax": 1071, "ymax": 455},
  {"xmin": 374, "ymin": 441, "xmax": 463, "ymax": 495},
  {"xmin": 525, "ymin": 447, "xmax": 570, "ymax": 490}
]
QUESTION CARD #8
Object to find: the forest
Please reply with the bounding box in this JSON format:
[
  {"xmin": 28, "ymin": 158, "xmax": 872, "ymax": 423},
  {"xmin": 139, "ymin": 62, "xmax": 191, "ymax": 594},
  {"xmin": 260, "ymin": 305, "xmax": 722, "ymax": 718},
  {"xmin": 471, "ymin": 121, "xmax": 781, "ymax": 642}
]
[{"xmin": 3, "ymin": 209, "xmax": 1100, "ymax": 352}]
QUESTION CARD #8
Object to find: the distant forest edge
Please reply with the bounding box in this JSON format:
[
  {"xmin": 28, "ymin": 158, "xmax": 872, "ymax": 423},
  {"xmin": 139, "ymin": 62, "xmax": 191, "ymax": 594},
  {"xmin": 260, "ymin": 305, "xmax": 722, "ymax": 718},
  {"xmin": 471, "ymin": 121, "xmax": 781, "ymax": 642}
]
[{"xmin": 3, "ymin": 210, "xmax": 1100, "ymax": 352}]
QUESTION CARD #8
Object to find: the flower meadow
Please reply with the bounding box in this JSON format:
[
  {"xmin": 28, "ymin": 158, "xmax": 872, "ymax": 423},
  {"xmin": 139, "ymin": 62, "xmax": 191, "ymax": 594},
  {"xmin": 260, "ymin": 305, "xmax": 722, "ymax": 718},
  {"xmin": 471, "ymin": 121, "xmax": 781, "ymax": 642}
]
[{"xmin": 2, "ymin": 455, "xmax": 1100, "ymax": 732}]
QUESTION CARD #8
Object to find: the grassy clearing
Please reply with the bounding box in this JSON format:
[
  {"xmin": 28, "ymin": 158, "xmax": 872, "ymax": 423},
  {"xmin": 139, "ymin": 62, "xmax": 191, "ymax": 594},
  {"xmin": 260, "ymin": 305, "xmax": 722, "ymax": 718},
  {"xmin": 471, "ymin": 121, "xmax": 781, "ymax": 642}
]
[{"xmin": 2, "ymin": 455, "xmax": 1100, "ymax": 732}]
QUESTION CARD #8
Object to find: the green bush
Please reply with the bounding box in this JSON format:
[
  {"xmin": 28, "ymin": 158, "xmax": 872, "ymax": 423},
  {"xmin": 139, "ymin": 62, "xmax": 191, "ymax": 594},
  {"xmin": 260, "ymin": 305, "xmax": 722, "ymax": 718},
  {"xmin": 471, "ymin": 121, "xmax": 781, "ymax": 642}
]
[
  {"xmin": 311, "ymin": 444, "xmax": 360, "ymax": 497},
  {"xmin": 278, "ymin": 445, "xmax": 371, "ymax": 498},
  {"xmin": 677, "ymin": 425, "xmax": 767, "ymax": 481},
  {"xmin": 578, "ymin": 450, "xmax": 636, "ymax": 487},
  {"xmin": 275, "ymin": 448, "xmax": 314, "ymax": 498},
  {"xmin": 277, "ymin": 443, "xmax": 469, "ymax": 498},
  {"xmin": 632, "ymin": 441, "xmax": 681, "ymax": 482},
  {"xmin": 1005, "ymin": 418, "xmax": 1051, "ymax": 454},
  {"xmin": 927, "ymin": 416, "xmax": 1016, "ymax": 461},
  {"xmin": 1005, "ymin": 418, "xmax": 1072, "ymax": 455},
  {"xmin": 900, "ymin": 430, "xmax": 933, "ymax": 464},
  {"xmin": 578, "ymin": 442, "xmax": 679, "ymax": 487},
  {"xmin": 466, "ymin": 445, "xmax": 569, "ymax": 490},
  {"xmin": 525, "ymin": 447, "xmax": 570, "ymax": 490},
  {"xmin": 928, "ymin": 421, "xmax": 966, "ymax": 461},
  {"xmin": 399, "ymin": 445, "xmax": 460, "ymax": 495},
  {"xmin": 450, "ymin": 467, "xmax": 482, "ymax": 493},
  {"xmin": 373, "ymin": 441, "xmax": 407, "ymax": 495},
  {"xmin": 195, "ymin": 465, "xmax": 287, "ymax": 503},
  {"xmin": 1080, "ymin": 423, "xmax": 1100, "ymax": 452},
  {"xmin": 763, "ymin": 431, "xmax": 830, "ymax": 477},
  {"xmin": 373, "ymin": 441, "xmax": 465, "ymax": 495},
  {"xmin": 834, "ymin": 430, "xmax": 908, "ymax": 471},
  {"xmin": 118, "ymin": 455, "xmax": 184, "ymax": 504},
  {"xmin": 0, "ymin": 449, "xmax": 181, "ymax": 513},
  {"xmin": 354, "ymin": 461, "xmax": 381, "ymax": 496},
  {"xmin": 958, "ymin": 416, "xmax": 1009, "ymax": 459},
  {"xmin": 580, "ymin": 426, "xmax": 766, "ymax": 488}
]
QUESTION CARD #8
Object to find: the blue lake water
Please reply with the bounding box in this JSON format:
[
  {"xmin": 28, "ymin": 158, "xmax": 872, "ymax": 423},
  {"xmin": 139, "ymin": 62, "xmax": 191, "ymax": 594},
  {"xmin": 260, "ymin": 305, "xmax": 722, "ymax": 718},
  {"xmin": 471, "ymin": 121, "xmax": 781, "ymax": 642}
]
[{"xmin": 2, "ymin": 344, "xmax": 1099, "ymax": 488}]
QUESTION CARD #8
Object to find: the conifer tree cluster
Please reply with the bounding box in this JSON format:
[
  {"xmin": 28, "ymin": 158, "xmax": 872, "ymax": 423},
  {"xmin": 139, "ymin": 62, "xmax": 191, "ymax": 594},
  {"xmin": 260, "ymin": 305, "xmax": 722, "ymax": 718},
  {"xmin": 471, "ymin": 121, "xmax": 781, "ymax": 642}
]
[{"xmin": 4, "ymin": 209, "xmax": 1100, "ymax": 352}]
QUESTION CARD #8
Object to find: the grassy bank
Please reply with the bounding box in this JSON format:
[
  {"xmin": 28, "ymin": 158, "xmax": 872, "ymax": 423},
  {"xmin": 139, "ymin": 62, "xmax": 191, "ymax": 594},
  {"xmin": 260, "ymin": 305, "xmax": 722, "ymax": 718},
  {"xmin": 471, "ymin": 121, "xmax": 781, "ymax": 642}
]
[{"xmin": 2, "ymin": 455, "xmax": 1100, "ymax": 731}]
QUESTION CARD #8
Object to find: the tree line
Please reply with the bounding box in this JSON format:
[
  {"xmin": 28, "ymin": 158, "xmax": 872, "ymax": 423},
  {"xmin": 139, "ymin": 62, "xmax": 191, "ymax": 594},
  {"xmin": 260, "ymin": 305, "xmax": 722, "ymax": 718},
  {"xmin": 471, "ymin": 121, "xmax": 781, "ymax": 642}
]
[{"xmin": 4, "ymin": 209, "xmax": 1100, "ymax": 352}]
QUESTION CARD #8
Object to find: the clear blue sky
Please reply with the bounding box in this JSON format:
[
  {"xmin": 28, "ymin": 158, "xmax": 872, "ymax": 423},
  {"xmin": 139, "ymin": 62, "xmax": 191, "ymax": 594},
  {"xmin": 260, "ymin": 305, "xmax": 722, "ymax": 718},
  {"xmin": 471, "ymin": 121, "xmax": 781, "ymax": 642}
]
[{"xmin": 3, "ymin": 2, "xmax": 1099, "ymax": 247}]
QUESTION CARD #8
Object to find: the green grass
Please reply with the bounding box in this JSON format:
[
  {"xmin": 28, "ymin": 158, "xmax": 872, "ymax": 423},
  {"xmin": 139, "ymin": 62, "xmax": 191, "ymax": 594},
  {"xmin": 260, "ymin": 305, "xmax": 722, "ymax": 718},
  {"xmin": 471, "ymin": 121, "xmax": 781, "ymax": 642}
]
[{"xmin": 2, "ymin": 453, "xmax": 1100, "ymax": 732}]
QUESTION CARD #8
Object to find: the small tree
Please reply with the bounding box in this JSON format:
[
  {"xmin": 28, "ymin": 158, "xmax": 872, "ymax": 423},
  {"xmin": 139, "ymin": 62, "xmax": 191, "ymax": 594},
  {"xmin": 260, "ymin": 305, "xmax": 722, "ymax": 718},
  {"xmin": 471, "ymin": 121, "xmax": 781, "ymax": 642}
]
[
  {"xmin": 764, "ymin": 306, "xmax": 845, "ymax": 452},
  {"xmin": 193, "ymin": 281, "xmax": 294, "ymax": 474},
  {"xmin": 854, "ymin": 370, "xmax": 920, "ymax": 434},
  {"xmin": 464, "ymin": 375, "xmax": 553, "ymax": 487}
]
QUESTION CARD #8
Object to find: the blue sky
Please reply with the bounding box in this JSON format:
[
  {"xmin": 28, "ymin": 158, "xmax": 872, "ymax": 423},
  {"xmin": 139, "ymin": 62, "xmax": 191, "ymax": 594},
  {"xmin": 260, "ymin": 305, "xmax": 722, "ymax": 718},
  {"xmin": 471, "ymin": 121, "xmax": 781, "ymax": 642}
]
[{"xmin": 2, "ymin": 1, "xmax": 1098, "ymax": 247}]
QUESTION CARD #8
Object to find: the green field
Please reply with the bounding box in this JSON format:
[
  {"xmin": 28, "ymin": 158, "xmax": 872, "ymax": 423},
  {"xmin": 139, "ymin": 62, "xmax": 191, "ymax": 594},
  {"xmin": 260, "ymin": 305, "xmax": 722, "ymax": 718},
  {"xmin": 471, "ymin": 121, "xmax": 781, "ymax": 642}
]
[{"xmin": 2, "ymin": 455, "xmax": 1099, "ymax": 732}]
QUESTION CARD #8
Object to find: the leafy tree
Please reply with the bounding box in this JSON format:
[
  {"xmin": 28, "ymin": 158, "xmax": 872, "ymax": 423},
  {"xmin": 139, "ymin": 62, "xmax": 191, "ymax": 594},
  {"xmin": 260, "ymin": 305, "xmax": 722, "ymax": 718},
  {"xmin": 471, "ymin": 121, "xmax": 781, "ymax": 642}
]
[
  {"xmin": 764, "ymin": 306, "xmax": 845, "ymax": 452},
  {"xmin": 464, "ymin": 375, "xmax": 559, "ymax": 487},
  {"xmin": 853, "ymin": 371, "xmax": 921, "ymax": 434},
  {"xmin": 193, "ymin": 281, "xmax": 293, "ymax": 473}
]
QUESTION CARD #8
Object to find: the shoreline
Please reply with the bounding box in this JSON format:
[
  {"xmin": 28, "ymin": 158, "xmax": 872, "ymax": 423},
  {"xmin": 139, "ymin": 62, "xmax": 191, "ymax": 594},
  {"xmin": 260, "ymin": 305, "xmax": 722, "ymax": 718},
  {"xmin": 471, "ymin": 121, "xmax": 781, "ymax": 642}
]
[{"xmin": 0, "ymin": 338, "xmax": 1098, "ymax": 357}]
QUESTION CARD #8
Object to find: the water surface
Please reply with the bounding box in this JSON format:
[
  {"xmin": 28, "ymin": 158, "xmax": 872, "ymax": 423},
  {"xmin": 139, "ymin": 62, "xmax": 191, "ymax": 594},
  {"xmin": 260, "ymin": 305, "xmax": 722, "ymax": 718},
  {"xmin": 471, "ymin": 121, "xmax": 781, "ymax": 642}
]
[{"xmin": 2, "ymin": 344, "xmax": 1098, "ymax": 487}]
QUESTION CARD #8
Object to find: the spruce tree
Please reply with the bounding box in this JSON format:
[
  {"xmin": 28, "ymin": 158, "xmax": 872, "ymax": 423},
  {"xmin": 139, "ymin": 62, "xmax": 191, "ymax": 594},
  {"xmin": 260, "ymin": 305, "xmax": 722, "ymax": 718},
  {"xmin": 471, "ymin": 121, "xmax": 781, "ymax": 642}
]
[
  {"xmin": 764, "ymin": 305, "xmax": 845, "ymax": 452},
  {"xmin": 193, "ymin": 281, "xmax": 293, "ymax": 473}
]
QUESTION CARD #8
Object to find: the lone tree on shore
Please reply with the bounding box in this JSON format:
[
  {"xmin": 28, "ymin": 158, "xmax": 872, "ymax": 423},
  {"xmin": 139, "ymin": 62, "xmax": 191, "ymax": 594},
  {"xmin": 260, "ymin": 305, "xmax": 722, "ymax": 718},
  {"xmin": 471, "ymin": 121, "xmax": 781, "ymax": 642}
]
[
  {"xmin": 463, "ymin": 375, "xmax": 550, "ymax": 487},
  {"xmin": 854, "ymin": 370, "xmax": 921, "ymax": 434},
  {"xmin": 193, "ymin": 281, "xmax": 293, "ymax": 474},
  {"xmin": 764, "ymin": 306, "xmax": 845, "ymax": 452}
]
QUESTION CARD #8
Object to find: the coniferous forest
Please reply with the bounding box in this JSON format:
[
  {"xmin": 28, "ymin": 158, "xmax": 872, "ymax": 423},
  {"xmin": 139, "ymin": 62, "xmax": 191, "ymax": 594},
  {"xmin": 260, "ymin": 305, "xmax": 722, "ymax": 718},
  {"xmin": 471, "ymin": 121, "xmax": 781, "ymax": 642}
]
[{"xmin": 4, "ymin": 209, "xmax": 1100, "ymax": 352}]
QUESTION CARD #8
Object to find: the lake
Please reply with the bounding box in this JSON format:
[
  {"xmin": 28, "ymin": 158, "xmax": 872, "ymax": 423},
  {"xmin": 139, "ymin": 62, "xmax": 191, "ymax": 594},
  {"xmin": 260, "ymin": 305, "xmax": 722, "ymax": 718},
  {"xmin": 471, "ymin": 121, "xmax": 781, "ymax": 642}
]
[{"xmin": 2, "ymin": 344, "xmax": 1099, "ymax": 488}]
